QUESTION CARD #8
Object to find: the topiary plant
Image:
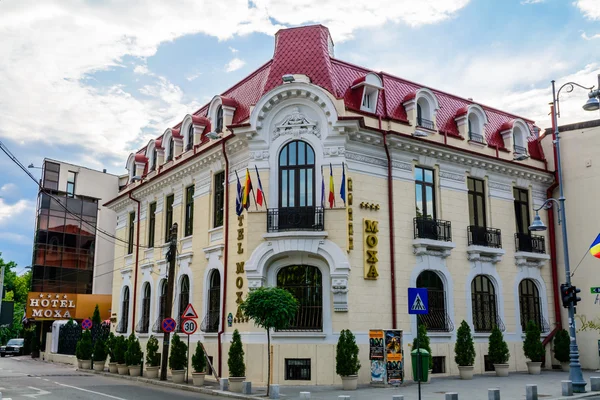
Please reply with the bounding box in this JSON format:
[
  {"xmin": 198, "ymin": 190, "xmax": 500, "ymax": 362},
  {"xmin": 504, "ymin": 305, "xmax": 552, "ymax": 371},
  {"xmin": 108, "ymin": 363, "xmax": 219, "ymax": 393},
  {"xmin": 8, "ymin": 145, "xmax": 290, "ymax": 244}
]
[
  {"xmin": 488, "ymin": 325, "xmax": 510, "ymax": 364},
  {"xmin": 77, "ymin": 329, "xmax": 93, "ymax": 360},
  {"xmin": 91, "ymin": 304, "xmax": 102, "ymax": 327},
  {"xmin": 412, "ymin": 323, "xmax": 433, "ymax": 368},
  {"xmin": 454, "ymin": 320, "xmax": 476, "ymax": 366},
  {"xmin": 113, "ymin": 335, "xmax": 127, "ymax": 364},
  {"xmin": 228, "ymin": 329, "xmax": 245, "ymax": 377},
  {"xmin": 106, "ymin": 332, "xmax": 116, "ymax": 362},
  {"xmin": 523, "ymin": 320, "xmax": 544, "ymax": 362},
  {"xmin": 336, "ymin": 329, "xmax": 361, "ymax": 376},
  {"xmin": 146, "ymin": 335, "xmax": 160, "ymax": 366},
  {"xmin": 191, "ymin": 340, "xmax": 207, "ymax": 373},
  {"xmin": 553, "ymin": 329, "xmax": 570, "ymax": 364},
  {"xmin": 93, "ymin": 338, "xmax": 107, "ymax": 362},
  {"xmin": 124, "ymin": 333, "xmax": 143, "ymax": 366},
  {"xmin": 169, "ymin": 333, "xmax": 188, "ymax": 371}
]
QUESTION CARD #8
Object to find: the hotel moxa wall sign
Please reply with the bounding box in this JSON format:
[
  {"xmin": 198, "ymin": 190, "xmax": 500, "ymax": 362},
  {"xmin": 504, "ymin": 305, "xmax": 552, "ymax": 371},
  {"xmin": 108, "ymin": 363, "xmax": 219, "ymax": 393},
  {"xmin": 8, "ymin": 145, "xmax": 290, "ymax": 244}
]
[
  {"xmin": 27, "ymin": 292, "xmax": 77, "ymax": 319},
  {"xmin": 363, "ymin": 219, "xmax": 379, "ymax": 280}
]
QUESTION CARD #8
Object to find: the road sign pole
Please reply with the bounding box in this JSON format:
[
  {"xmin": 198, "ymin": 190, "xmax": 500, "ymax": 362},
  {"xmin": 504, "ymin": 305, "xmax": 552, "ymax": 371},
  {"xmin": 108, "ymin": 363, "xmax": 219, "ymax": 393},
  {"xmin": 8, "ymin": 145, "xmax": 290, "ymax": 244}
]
[
  {"xmin": 161, "ymin": 223, "xmax": 178, "ymax": 381},
  {"xmin": 417, "ymin": 316, "xmax": 421, "ymax": 400},
  {"xmin": 187, "ymin": 333, "xmax": 190, "ymax": 384}
]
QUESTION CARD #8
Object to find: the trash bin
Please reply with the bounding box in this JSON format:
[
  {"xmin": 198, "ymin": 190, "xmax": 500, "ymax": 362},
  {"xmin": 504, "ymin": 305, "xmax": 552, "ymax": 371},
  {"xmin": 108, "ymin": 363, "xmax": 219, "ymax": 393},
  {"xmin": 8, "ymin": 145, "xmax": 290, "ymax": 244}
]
[{"xmin": 411, "ymin": 348, "xmax": 430, "ymax": 382}]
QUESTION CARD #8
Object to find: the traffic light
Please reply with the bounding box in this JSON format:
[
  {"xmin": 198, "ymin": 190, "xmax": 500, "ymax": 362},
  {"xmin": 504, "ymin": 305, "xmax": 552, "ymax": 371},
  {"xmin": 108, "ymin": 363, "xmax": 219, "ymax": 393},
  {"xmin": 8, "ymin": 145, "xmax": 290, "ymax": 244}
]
[
  {"xmin": 561, "ymin": 284, "xmax": 572, "ymax": 308},
  {"xmin": 570, "ymin": 286, "xmax": 581, "ymax": 307}
]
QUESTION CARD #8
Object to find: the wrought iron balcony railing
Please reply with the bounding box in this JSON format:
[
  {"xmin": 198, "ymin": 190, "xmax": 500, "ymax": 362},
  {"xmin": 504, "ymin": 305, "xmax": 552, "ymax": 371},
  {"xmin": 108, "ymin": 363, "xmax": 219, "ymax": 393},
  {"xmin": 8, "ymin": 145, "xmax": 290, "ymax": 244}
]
[
  {"xmin": 473, "ymin": 313, "xmax": 506, "ymax": 333},
  {"xmin": 417, "ymin": 117, "xmax": 434, "ymax": 130},
  {"xmin": 116, "ymin": 317, "xmax": 128, "ymax": 333},
  {"xmin": 520, "ymin": 316, "xmax": 551, "ymax": 333},
  {"xmin": 267, "ymin": 207, "xmax": 325, "ymax": 233},
  {"xmin": 467, "ymin": 226, "xmax": 502, "ymax": 248},
  {"xmin": 276, "ymin": 302, "xmax": 323, "ymax": 332},
  {"xmin": 151, "ymin": 317, "xmax": 164, "ymax": 333},
  {"xmin": 200, "ymin": 312, "xmax": 219, "ymax": 333},
  {"xmin": 469, "ymin": 131, "xmax": 485, "ymax": 143},
  {"xmin": 135, "ymin": 315, "xmax": 150, "ymax": 333},
  {"xmin": 418, "ymin": 310, "xmax": 454, "ymax": 332},
  {"xmin": 514, "ymin": 144, "xmax": 528, "ymax": 154},
  {"xmin": 413, "ymin": 217, "xmax": 452, "ymax": 242},
  {"xmin": 515, "ymin": 232, "xmax": 546, "ymax": 254}
]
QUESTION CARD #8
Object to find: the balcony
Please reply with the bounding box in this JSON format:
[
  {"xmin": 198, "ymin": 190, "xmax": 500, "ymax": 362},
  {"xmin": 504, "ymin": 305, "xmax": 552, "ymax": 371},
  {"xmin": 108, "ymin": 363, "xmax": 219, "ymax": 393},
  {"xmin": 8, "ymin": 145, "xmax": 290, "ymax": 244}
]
[
  {"xmin": 417, "ymin": 117, "xmax": 435, "ymax": 130},
  {"xmin": 515, "ymin": 233, "xmax": 545, "ymax": 253},
  {"xmin": 267, "ymin": 207, "xmax": 325, "ymax": 233},
  {"xmin": 116, "ymin": 317, "xmax": 128, "ymax": 334},
  {"xmin": 468, "ymin": 226, "xmax": 502, "ymax": 248},
  {"xmin": 186, "ymin": 142, "xmax": 193, "ymax": 151},
  {"xmin": 414, "ymin": 217, "xmax": 452, "ymax": 242},
  {"xmin": 200, "ymin": 312, "xmax": 219, "ymax": 333},
  {"xmin": 513, "ymin": 144, "xmax": 528, "ymax": 155},
  {"xmin": 135, "ymin": 315, "xmax": 150, "ymax": 334},
  {"xmin": 469, "ymin": 131, "xmax": 485, "ymax": 144}
]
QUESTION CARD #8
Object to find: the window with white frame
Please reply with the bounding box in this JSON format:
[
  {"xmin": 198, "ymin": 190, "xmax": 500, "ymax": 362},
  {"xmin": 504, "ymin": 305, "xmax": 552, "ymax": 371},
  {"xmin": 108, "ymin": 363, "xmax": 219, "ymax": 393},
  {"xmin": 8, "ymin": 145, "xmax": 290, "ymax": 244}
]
[
  {"xmin": 357, "ymin": 73, "xmax": 382, "ymax": 114},
  {"xmin": 468, "ymin": 113, "xmax": 483, "ymax": 143},
  {"xmin": 186, "ymin": 125, "xmax": 194, "ymax": 151},
  {"xmin": 513, "ymin": 125, "xmax": 528, "ymax": 155},
  {"xmin": 417, "ymin": 98, "xmax": 434, "ymax": 130},
  {"xmin": 117, "ymin": 286, "xmax": 130, "ymax": 333}
]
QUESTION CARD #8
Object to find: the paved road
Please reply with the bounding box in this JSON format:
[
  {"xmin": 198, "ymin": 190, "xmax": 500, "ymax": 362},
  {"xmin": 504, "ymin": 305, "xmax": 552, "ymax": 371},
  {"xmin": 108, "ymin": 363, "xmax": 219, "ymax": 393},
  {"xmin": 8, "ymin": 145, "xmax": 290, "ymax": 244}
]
[{"xmin": 0, "ymin": 355, "xmax": 222, "ymax": 400}]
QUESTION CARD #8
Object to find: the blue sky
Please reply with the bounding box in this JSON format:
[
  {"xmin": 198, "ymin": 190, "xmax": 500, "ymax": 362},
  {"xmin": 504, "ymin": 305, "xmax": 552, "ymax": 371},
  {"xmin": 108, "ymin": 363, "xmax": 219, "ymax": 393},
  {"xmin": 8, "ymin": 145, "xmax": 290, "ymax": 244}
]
[{"xmin": 0, "ymin": 0, "xmax": 599, "ymax": 270}]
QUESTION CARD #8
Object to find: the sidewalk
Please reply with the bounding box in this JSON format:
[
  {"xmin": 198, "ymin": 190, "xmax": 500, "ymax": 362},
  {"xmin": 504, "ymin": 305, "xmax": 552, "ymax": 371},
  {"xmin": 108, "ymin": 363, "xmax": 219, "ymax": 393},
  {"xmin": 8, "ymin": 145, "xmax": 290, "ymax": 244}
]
[{"xmin": 278, "ymin": 371, "xmax": 600, "ymax": 400}]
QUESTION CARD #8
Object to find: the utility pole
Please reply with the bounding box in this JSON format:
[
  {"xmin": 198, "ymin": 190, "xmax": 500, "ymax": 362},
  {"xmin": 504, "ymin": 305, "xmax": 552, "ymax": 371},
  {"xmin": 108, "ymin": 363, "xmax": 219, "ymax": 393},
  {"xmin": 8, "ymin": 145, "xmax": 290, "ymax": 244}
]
[
  {"xmin": 0, "ymin": 264, "xmax": 5, "ymax": 321},
  {"xmin": 160, "ymin": 223, "xmax": 178, "ymax": 381}
]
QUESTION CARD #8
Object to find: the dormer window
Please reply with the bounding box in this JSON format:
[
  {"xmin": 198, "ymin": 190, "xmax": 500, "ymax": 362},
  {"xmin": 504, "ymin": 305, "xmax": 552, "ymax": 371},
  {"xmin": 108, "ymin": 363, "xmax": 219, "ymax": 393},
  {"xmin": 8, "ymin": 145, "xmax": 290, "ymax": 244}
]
[
  {"xmin": 151, "ymin": 148, "xmax": 157, "ymax": 171},
  {"xmin": 215, "ymin": 106, "xmax": 223, "ymax": 133},
  {"xmin": 513, "ymin": 126, "xmax": 528, "ymax": 155},
  {"xmin": 416, "ymin": 98, "xmax": 434, "ymax": 130},
  {"xmin": 468, "ymin": 113, "xmax": 484, "ymax": 143},
  {"xmin": 167, "ymin": 137, "xmax": 174, "ymax": 161},
  {"xmin": 186, "ymin": 125, "xmax": 193, "ymax": 151},
  {"xmin": 353, "ymin": 73, "xmax": 383, "ymax": 114}
]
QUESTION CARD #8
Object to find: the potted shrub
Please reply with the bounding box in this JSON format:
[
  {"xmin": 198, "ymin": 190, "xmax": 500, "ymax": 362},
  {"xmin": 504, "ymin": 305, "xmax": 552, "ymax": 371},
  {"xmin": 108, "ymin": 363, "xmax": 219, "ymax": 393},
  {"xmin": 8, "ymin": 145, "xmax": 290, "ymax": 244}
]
[
  {"xmin": 454, "ymin": 320, "xmax": 476, "ymax": 380},
  {"xmin": 191, "ymin": 340, "xmax": 207, "ymax": 386},
  {"xmin": 336, "ymin": 329, "xmax": 361, "ymax": 390},
  {"xmin": 412, "ymin": 323, "xmax": 433, "ymax": 383},
  {"xmin": 488, "ymin": 326, "xmax": 510, "ymax": 377},
  {"xmin": 107, "ymin": 333, "xmax": 118, "ymax": 373},
  {"xmin": 554, "ymin": 329, "xmax": 570, "ymax": 372},
  {"xmin": 169, "ymin": 333, "xmax": 188, "ymax": 384},
  {"xmin": 114, "ymin": 335, "xmax": 128, "ymax": 375},
  {"xmin": 92, "ymin": 338, "xmax": 107, "ymax": 371},
  {"xmin": 125, "ymin": 333, "xmax": 143, "ymax": 377},
  {"xmin": 145, "ymin": 335, "xmax": 161, "ymax": 378},
  {"xmin": 77, "ymin": 329, "xmax": 93, "ymax": 370},
  {"xmin": 523, "ymin": 320, "xmax": 544, "ymax": 375},
  {"xmin": 228, "ymin": 329, "xmax": 246, "ymax": 393}
]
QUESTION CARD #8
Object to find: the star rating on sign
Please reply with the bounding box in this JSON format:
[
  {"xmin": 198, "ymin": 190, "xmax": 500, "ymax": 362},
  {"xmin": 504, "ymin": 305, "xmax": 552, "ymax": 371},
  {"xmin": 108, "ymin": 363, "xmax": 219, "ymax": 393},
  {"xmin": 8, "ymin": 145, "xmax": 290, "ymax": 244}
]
[
  {"xmin": 63, "ymin": 295, "xmax": 67, "ymax": 299},
  {"xmin": 39, "ymin": 293, "xmax": 44, "ymax": 298},
  {"xmin": 55, "ymin": 294, "xmax": 60, "ymax": 299},
  {"xmin": 47, "ymin": 294, "xmax": 52, "ymax": 298}
]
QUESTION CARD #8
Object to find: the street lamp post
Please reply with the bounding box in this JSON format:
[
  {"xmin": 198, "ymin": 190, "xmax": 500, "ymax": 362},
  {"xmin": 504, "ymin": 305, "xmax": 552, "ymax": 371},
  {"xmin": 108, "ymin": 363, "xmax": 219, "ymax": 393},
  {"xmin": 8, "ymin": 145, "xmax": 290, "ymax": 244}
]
[{"xmin": 529, "ymin": 75, "xmax": 600, "ymax": 393}]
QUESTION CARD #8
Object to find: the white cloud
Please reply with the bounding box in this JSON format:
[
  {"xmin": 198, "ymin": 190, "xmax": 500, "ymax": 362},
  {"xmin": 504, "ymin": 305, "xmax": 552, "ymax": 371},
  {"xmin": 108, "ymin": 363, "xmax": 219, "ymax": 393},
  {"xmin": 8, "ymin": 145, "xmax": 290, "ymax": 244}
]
[
  {"xmin": 133, "ymin": 65, "xmax": 151, "ymax": 75},
  {"xmin": 574, "ymin": 0, "xmax": 600, "ymax": 20},
  {"xmin": 186, "ymin": 71, "xmax": 203, "ymax": 81},
  {"xmin": 521, "ymin": 0, "xmax": 545, "ymax": 4},
  {"xmin": 225, "ymin": 58, "xmax": 246, "ymax": 73},
  {"xmin": 0, "ymin": 183, "xmax": 19, "ymax": 198},
  {"xmin": 0, "ymin": 198, "xmax": 35, "ymax": 227},
  {"xmin": 581, "ymin": 32, "xmax": 600, "ymax": 40},
  {"xmin": 229, "ymin": 47, "xmax": 239, "ymax": 53},
  {"xmin": 0, "ymin": 232, "xmax": 31, "ymax": 245}
]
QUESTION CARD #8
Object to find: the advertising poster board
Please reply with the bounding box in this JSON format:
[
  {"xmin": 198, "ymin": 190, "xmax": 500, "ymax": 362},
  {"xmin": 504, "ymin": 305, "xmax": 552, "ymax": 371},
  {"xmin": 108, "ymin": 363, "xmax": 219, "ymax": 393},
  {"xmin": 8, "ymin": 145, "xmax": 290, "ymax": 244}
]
[
  {"xmin": 385, "ymin": 330, "xmax": 403, "ymax": 384},
  {"xmin": 369, "ymin": 330, "xmax": 384, "ymax": 359}
]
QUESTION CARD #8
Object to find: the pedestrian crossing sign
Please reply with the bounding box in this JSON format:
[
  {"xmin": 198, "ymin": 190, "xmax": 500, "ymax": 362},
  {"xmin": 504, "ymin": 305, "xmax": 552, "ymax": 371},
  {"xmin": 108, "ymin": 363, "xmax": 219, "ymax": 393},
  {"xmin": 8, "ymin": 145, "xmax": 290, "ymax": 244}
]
[{"xmin": 408, "ymin": 288, "xmax": 429, "ymax": 315}]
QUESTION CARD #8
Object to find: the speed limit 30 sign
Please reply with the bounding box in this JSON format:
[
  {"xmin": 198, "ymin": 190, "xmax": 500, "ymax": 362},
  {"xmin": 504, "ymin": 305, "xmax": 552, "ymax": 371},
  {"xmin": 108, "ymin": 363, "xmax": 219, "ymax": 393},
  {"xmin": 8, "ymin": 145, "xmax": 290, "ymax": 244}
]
[{"xmin": 181, "ymin": 318, "xmax": 198, "ymax": 335}]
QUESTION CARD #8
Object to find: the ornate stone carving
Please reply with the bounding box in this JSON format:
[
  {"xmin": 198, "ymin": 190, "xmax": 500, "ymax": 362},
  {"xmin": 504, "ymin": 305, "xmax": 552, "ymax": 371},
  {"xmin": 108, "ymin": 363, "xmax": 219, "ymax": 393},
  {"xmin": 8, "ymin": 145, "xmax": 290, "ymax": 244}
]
[
  {"xmin": 488, "ymin": 182, "xmax": 511, "ymax": 192},
  {"xmin": 332, "ymin": 278, "xmax": 349, "ymax": 312},
  {"xmin": 250, "ymin": 150, "xmax": 269, "ymax": 160},
  {"xmin": 272, "ymin": 107, "xmax": 320, "ymax": 140},
  {"xmin": 324, "ymin": 146, "xmax": 345, "ymax": 156},
  {"xmin": 439, "ymin": 171, "xmax": 466, "ymax": 182}
]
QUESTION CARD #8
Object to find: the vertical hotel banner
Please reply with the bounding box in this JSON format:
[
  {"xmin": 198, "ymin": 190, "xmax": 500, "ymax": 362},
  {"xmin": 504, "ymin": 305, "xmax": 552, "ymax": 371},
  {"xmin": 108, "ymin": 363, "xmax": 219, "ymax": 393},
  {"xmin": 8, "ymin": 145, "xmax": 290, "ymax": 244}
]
[
  {"xmin": 369, "ymin": 330, "xmax": 385, "ymax": 383},
  {"xmin": 385, "ymin": 330, "xmax": 404, "ymax": 384}
]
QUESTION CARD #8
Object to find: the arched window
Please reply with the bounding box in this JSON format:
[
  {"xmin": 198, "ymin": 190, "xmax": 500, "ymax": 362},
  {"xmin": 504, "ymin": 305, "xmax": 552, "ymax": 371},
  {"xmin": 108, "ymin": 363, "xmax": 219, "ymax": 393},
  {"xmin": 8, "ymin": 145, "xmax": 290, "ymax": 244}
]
[
  {"xmin": 513, "ymin": 125, "xmax": 528, "ymax": 155},
  {"xmin": 276, "ymin": 265, "xmax": 322, "ymax": 332},
  {"xmin": 204, "ymin": 271, "xmax": 221, "ymax": 333},
  {"xmin": 118, "ymin": 286, "xmax": 130, "ymax": 333},
  {"xmin": 153, "ymin": 280, "xmax": 167, "ymax": 333},
  {"xmin": 137, "ymin": 283, "xmax": 151, "ymax": 333},
  {"xmin": 177, "ymin": 275, "xmax": 190, "ymax": 331},
  {"xmin": 276, "ymin": 141, "xmax": 319, "ymax": 231},
  {"xmin": 167, "ymin": 137, "xmax": 174, "ymax": 161},
  {"xmin": 215, "ymin": 106, "xmax": 223, "ymax": 133},
  {"xmin": 417, "ymin": 271, "xmax": 452, "ymax": 332},
  {"xmin": 186, "ymin": 125, "xmax": 194, "ymax": 151},
  {"xmin": 519, "ymin": 279, "xmax": 546, "ymax": 332},
  {"xmin": 471, "ymin": 275, "xmax": 503, "ymax": 332},
  {"xmin": 416, "ymin": 98, "xmax": 434, "ymax": 130},
  {"xmin": 468, "ymin": 113, "xmax": 483, "ymax": 142},
  {"xmin": 151, "ymin": 148, "xmax": 157, "ymax": 171}
]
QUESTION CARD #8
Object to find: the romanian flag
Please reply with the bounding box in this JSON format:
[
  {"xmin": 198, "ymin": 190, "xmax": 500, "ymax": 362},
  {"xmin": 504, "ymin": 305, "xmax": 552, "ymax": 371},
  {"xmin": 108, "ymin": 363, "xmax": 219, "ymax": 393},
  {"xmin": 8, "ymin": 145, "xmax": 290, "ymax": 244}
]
[
  {"xmin": 321, "ymin": 166, "xmax": 325, "ymax": 208},
  {"xmin": 255, "ymin": 165, "xmax": 264, "ymax": 207},
  {"xmin": 589, "ymin": 234, "xmax": 600, "ymax": 259},
  {"xmin": 243, "ymin": 168, "xmax": 252, "ymax": 210},
  {"xmin": 328, "ymin": 163, "xmax": 335, "ymax": 208},
  {"xmin": 340, "ymin": 162, "xmax": 346, "ymax": 206}
]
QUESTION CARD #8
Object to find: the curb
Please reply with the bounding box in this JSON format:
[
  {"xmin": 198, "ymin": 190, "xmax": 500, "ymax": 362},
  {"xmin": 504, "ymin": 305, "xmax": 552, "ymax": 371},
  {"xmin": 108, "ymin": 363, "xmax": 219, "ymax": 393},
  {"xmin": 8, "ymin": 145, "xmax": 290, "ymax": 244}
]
[
  {"xmin": 551, "ymin": 394, "xmax": 600, "ymax": 400},
  {"xmin": 78, "ymin": 368, "xmax": 265, "ymax": 400}
]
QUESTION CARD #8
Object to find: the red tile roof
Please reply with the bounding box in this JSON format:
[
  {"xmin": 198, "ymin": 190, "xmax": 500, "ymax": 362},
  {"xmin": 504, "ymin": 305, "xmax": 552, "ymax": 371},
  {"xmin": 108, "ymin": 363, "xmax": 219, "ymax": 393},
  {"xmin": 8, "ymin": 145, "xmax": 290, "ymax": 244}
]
[{"xmin": 143, "ymin": 24, "xmax": 544, "ymax": 162}]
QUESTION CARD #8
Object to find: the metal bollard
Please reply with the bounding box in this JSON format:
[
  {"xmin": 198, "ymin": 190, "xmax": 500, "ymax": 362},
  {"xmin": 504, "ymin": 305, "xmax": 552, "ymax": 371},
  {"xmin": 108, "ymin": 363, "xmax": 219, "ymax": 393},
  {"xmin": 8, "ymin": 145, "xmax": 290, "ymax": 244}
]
[
  {"xmin": 526, "ymin": 384, "xmax": 538, "ymax": 400},
  {"xmin": 270, "ymin": 384, "xmax": 280, "ymax": 399},
  {"xmin": 392, "ymin": 396, "xmax": 404, "ymax": 400},
  {"xmin": 300, "ymin": 392, "xmax": 311, "ymax": 399},
  {"xmin": 219, "ymin": 378, "xmax": 229, "ymax": 391},
  {"xmin": 242, "ymin": 381, "xmax": 252, "ymax": 395},
  {"xmin": 445, "ymin": 393, "xmax": 459, "ymax": 400},
  {"xmin": 562, "ymin": 380, "xmax": 573, "ymax": 396},
  {"xmin": 591, "ymin": 377, "xmax": 600, "ymax": 391},
  {"xmin": 488, "ymin": 388, "xmax": 500, "ymax": 400}
]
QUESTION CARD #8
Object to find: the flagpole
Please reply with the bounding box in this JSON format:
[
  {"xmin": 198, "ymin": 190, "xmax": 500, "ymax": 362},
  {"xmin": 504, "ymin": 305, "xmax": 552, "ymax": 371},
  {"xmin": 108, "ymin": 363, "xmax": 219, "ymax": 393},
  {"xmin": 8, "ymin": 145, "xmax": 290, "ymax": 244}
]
[
  {"xmin": 255, "ymin": 165, "xmax": 268, "ymax": 210},
  {"xmin": 251, "ymin": 187, "xmax": 259, "ymax": 211}
]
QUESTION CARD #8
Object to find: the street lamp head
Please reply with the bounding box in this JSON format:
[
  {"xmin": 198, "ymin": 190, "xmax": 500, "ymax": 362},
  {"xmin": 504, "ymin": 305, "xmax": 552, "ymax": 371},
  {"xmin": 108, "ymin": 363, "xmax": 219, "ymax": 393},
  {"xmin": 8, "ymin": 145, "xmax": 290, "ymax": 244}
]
[
  {"xmin": 529, "ymin": 212, "xmax": 547, "ymax": 232},
  {"xmin": 583, "ymin": 96, "xmax": 600, "ymax": 112}
]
